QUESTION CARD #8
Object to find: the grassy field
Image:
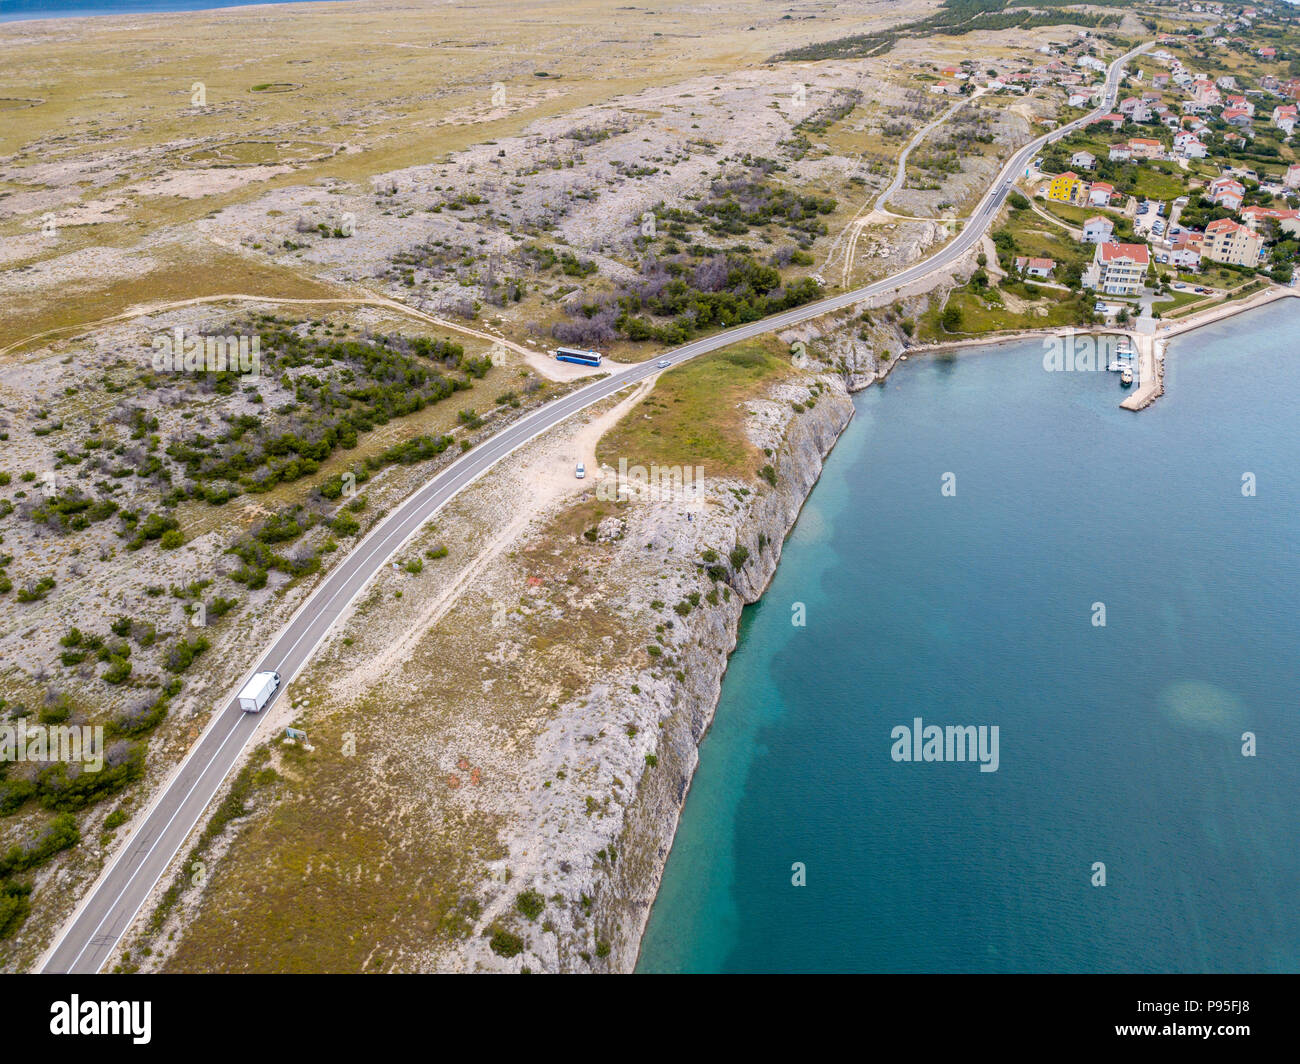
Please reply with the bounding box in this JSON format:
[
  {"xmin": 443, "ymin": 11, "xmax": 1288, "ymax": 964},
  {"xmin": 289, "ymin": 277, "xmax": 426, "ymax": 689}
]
[
  {"xmin": 920, "ymin": 282, "xmax": 1089, "ymax": 340},
  {"xmin": 1153, "ymin": 288, "xmax": 1209, "ymax": 315},
  {"xmin": 595, "ymin": 335, "xmax": 792, "ymax": 478},
  {"xmin": 1004, "ymin": 208, "xmax": 1091, "ymax": 270},
  {"xmin": 157, "ymin": 709, "xmax": 499, "ymax": 973}
]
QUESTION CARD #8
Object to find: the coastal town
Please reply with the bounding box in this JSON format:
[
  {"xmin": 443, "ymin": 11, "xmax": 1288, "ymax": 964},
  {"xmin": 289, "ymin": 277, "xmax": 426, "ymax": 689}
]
[{"xmin": 891, "ymin": 4, "xmax": 1299, "ymax": 355}]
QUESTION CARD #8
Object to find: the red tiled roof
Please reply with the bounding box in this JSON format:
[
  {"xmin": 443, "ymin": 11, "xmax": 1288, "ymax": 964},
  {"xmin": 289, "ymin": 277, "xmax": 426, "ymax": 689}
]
[{"xmin": 1099, "ymin": 242, "xmax": 1150, "ymax": 264}]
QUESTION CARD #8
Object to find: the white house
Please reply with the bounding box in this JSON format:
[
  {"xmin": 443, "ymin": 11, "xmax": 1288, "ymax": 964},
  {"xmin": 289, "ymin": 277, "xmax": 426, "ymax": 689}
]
[
  {"xmin": 1170, "ymin": 236, "xmax": 1202, "ymax": 270},
  {"xmin": 1015, "ymin": 256, "xmax": 1056, "ymax": 278},
  {"xmin": 1208, "ymin": 176, "xmax": 1245, "ymax": 210},
  {"xmin": 1088, "ymin": 181, "xmax": 1114, "ymax": 207},
  {"xmin": 1174, "ymin": 131, "xmax": 1207, "ymax": 158},
  {"xmin": 1081, "ymin": 215, "xmax": 1115, "ymax": 244},
  {"xmin": 1071, "ymin": 150, "xmax": 1096, "ymax": 170}
]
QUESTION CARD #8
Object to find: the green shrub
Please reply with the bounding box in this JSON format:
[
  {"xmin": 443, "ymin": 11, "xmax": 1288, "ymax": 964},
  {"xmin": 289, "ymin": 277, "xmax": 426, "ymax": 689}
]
[
  {"xmin": 515, "ymin": 890, "xmax": 545, "ymax": 921},
  {"xmin": 488, "ymin": 929, "xmax": 525, "ymax": 957},
  {"xmin": 0, "ymin": 882, "xmax": 33, "ymax": 940},
  {"xmin": 165, "ymin": 635, "xmax": 210, "ymax": 674}
]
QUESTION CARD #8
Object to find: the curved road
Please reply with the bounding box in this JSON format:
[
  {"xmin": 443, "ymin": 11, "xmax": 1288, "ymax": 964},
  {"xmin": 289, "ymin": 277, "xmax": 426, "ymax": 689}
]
[{"xmin": 40, "ymin": 41, "xmax": 1146, "ymax": 974}]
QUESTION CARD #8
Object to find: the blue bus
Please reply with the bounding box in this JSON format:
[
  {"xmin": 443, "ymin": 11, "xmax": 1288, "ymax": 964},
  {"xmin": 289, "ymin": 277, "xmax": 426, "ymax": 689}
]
[{"xmin": 554, "ymin": 347, "xmax": 602, "ymax": 367}]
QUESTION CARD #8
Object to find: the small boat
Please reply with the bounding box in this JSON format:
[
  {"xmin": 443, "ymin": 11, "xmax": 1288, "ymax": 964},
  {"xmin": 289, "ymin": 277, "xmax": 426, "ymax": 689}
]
[{"xmin": 1120, "ymin": 367, "xmax": 1134, "ymax": 387}]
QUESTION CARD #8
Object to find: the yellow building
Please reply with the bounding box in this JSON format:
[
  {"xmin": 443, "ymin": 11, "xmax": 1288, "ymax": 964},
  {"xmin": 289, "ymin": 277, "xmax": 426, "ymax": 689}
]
[{"xmin": 1047, "ymin": 170, "xmax": 1084, "ymax": 205}]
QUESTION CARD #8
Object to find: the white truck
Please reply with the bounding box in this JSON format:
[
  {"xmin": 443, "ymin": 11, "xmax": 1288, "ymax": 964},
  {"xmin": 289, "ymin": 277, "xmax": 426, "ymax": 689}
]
[{"xmin": 237, "ymin": 671, "xmax": 280, "ymax": 713}]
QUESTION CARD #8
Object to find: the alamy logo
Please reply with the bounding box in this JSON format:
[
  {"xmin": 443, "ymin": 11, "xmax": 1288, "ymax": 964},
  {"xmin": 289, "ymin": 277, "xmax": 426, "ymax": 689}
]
[
  {"xmin": 890, "ymin": 717, "xmax": 999, "ymax": 773},
  {"xmin": 596, "ymin": 458, "xmax": 705, "ymax": 510},
  {"xmin": 151, "ymin": 327, "xmax": 260, "ymax": 376},
  {"xmin": 1042, "ymin": 330, "xmax": 1126, "ymax": 373},
  {"xmin": 50, "ymin": 996, "xmax": 151, "ymax": 1044},
  {"xmin": 0, "ymin": 724, "xmax": 103, "ymax": 772}
]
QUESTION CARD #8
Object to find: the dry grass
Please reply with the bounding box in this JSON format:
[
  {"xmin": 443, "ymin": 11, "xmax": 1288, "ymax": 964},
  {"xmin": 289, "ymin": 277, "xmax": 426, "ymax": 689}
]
[{"xmin": 596, "ymin": 334, "xmax": 791, "ymax": 477}]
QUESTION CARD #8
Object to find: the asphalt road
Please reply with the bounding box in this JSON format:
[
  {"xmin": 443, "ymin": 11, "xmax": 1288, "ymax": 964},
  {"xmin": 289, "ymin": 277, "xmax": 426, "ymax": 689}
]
[{"xmin": 40, "ymin": 42, "xmax": 1146, "ymax": 974}]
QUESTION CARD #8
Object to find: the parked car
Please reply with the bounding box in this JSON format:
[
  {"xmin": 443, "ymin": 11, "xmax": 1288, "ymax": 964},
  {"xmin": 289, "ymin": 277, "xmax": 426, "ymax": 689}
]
[{"xmin": 575, "ymin": 462, "xmax": 585, "ymax": 479}]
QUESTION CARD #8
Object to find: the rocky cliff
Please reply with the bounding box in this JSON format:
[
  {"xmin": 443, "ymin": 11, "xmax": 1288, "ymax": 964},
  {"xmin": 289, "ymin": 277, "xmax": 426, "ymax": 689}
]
[{"xmin": 583, "ymin": 375, "xmax": 855, "ymax": 971}]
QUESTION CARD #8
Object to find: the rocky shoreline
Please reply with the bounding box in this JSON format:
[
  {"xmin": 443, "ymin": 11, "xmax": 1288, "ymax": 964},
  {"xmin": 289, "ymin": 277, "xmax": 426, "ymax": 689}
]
[{"xmin": 595, "ymin": 377, "xmax": 856, "ymax": 972}]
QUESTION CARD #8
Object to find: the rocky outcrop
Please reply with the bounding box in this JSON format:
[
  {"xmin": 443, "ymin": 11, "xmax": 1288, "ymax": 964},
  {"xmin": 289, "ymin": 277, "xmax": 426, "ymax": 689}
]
[{"xmin": 586, "ymin": 376, "xmax": 855, "ymax": 971}]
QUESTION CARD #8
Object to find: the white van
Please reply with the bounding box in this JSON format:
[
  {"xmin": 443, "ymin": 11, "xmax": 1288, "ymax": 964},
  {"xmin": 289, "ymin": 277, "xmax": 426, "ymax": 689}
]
[{"xmin": 237, "ymin": 671, "xmax": 280, "ymax": 713}]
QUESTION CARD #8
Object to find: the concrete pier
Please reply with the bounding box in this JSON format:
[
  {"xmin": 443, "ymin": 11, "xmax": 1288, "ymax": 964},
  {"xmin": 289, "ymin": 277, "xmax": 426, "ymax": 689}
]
[{"xmin": 1120, "ymin": 331, "xmax": 1163, "ymax": 411}]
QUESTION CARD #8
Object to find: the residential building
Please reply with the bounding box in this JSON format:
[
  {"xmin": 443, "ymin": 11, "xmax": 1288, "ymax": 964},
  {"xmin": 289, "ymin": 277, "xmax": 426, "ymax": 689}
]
[
  {"xmin": 1192, "ymin": 79, "xmax": 1221, "ymax": 106},
  {"xmin": 1081, "ymin": 215, "xmax": 1115, "ymax": 244},
  {"xmin": 1127, "ymin": 138, "xmax": 1164, "ymax": 160},
  {"xmin": 1241, "ymin": 205, "xmax": 1300, "ymax": 237},
  {"xmin": 1170, "ymin": 234, "xmax": 1202, "ymax": 269},
  {"xmin": 1084, "ymin": 242, "xmax": 1150, "ymax": 295},
  {"xmin": 1273, "ymin": 104, "xmax": 1297, "ymax": 135},
  {"xmin": 1208, "ymin": 176, "xmax": 1245, "ymax": 210},
  {"xmin": 1109, "ymin": 144, "xmax": 1132, "ymax": 162},
  {"xmin": 1201, "ymin": 217, "xmax": 1264, "ymax": 266},
  {"xmin": 1071, "ymin": 150, "xmax": 1096, "ymax": 170},
  {"xmin": 1047, "ymin": 170, "xmax": 1085, "ymax": 205},
  {"xmin": 1015, "ymin": 256, "xmax": 1056, "ymax": 278},
  {"xmin": 1285, "ymin": 162, "xmax": 1300, "ymax": 190},
  {"xmin": 1173, "ymin": 130, "xmax": 1206, "ymax": 157},
  {"xmin": 1087, "ymin": 182, "xmax": 1114, "ymax": 207}
]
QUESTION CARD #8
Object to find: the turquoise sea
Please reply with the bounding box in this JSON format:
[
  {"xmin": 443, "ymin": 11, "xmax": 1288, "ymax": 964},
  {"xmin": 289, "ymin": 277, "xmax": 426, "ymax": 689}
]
[{"xmin": 638, "ymin": 300, "xmax": 1300, "ymax": 973}]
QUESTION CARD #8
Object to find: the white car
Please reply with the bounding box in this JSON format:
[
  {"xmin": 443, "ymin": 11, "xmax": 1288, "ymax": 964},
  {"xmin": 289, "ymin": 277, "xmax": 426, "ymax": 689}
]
[
  {"xmin": 575, "ymin": 462, "xmax": 585, "ymax": 479},
  {"xmin": 657, "ymin": 360, "xmax": 671, "ymax": 368}
]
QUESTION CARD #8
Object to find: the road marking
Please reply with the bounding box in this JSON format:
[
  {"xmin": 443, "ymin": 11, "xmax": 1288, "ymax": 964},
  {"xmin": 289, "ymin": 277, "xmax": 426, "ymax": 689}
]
[{"xmin": 65, "ymin": 716, "xmax": 247, "ymax": 972}]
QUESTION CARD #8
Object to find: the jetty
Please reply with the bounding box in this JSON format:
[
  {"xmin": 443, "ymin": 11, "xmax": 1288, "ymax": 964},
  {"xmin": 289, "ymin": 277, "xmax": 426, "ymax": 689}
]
[{"xmin": 1120, "ymin": 329, "xmax": 1163, "ymax": 411}]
